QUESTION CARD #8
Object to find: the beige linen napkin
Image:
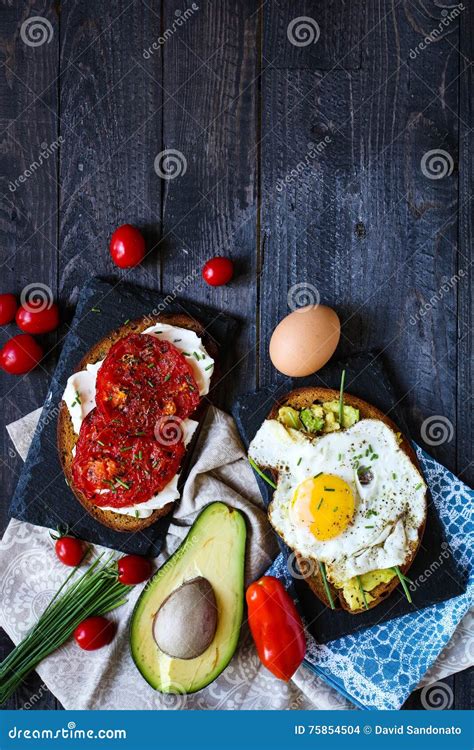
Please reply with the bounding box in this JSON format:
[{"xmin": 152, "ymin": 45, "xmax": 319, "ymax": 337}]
[{"xmin": 1, "ymin": 407, "xmax": 471, "ymax": 710}]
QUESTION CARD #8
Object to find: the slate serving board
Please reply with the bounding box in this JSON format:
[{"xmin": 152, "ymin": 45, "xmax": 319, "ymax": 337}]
[
  {"xmin": 10, "ymin": 277, "xmax": 238, "ymax": 557},
  {"xmin": 232, "ymin": 352, "xmax": 466, "ymax": 644}
]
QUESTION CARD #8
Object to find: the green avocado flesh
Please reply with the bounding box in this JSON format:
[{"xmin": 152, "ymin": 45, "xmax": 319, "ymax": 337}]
[{"xmin": 130, "ymin": 502, "xmax": 247, "ymax": 694}]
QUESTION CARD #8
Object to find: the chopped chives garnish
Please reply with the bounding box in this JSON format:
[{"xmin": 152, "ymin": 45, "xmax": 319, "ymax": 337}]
[
  {"xmin": 314, "ymin": 471, "xmax": 323, "ymax": 478},
  {"xmin": 91, "ymin": 307, "xmax": 100, "ymax": 313},
  {"xmin": 317, "ymin": 499, "xmax": 323, "ymax": 510},
  {"xmin": 163, "ymin": 373, "xmax": 171, "ymax": 382},
  {"xmin": 248, "ymin": 457, "xmax": 277, "ymax": 489},
  {"xmin": 205, "ymin": 364, "xmax": 213, "ymax": 371},
  {"xmin": 338, "ymin": 369, "xmax": 346, "ymax": 425},
  {"xmin": 357, "ymin": 576, "xmax": 369, "ymax": 610},
  {"xmin": 97, "ymin": 440, "xmax": 104, "ymax": 446},
  {"xmin": 115, "ymin": 478, "xmax": 130, "ymax": 490},
  {"xmin": 393, "ymin": 566, "xmax": 413, "ymax": 603},
  {"xmin": 415, "ymin": 482, "xmax": 423, "ymax": 490},
  {"xmin": 120, "ymin": 446, "xmax": 133, "ymax": 452},
  {"xmin": 318, "ymin": 562, "xmax": 335, "ymax": 610},
  {"xmin": 147, "ymin": 379, "xmax": 154, "ymax": 387},
  {"xmin": 297, "ymin": 457, "xmax": 302, "ymax": 466},
  {"xmin": 324, "ymin": 487, "xmax": 335, "ymax": 492}
]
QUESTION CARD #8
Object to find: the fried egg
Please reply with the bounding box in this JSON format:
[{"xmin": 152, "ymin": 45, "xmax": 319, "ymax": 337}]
[{"xmin": 248, "ymin": 418, "xmax": 426, "ymax": 584}]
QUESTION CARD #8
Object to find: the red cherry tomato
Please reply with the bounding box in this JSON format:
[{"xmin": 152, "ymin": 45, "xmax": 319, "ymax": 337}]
[
  {"xmin": 74, "ymin": 616, "xmax": 116, "ymax": 651},
  {"xmin": 110, "ymin": 224, "xmax": 146, "ymax": 268},
  {"xmin": 16, "ymin": 302, "xmax": 60, "ymax": 334},
  {"xmin": 55, "ymin": 536, "xmax": 85, "ymax": 567},
  {"xmin": 202, "ymin": 257, "xmax": 234, "ymax": 286},
  {"xmin": 117, "ymin": 555, "xmax": 153, "ymax": 585},
  {"xmin": 0, "ymin": 294, "xmax": 17, "ymax": 325},
  {"xmin": 0, "ymin": 334, "xmax": 43, "ymax": 375}
]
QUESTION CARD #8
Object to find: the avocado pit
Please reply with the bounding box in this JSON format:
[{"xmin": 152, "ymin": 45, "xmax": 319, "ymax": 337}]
[{"xmin": 152, "ymin": 576, "xmax": 218, "ymax": 660}]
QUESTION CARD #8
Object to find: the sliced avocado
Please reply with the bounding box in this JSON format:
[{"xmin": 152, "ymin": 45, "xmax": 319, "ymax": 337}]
[
  {"xmin": 300, "ymin": 407, "xmax": 324, "ymax": 434},
  {"xmin": 334, "ymin": 568, "xmax": 396, "ymax": 611},
  {"xmin": 277, "ymin": 406, "xmax": 301, "ymax": 429},
  {"xmin": 322, "ymin": 400, "xmax": 360, "ymax": 429},
  {"xmin": 130, "ymin": 502, "xmax": 246, "ymax": 694},
  {"xmin": 322, "ymin": 411, "xmax": 340, "ymax": 433}
]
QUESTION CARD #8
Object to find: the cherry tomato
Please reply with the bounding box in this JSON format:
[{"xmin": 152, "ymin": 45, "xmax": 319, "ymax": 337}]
[
  {"xmin": 55, "ymin": 536, "xmax": 85, "ymax": 567},
  {"xmin": 117, "ymin": 555, "xmax": 153, "ymax": 585},
  {"xmin": 0, "ymin": 334, "xmax": 43, "ymax": 375},
  {"xmin": 0, "ymin": 294, "xmax": 17, "ymax": 325},
  {"xmin": 110, "ymin": 224, "xmax": 145, "ymax": 268},
  {"xmin": 74, "ymin": 616, "xmax": 116, "ymax": 651},
  {"xmin": 202, "ymin": 257, "xmax": 234, "ymax": 286},
  {"xmin": 16, "ymin": 302, "xmax": 60, "ymax": 334}
]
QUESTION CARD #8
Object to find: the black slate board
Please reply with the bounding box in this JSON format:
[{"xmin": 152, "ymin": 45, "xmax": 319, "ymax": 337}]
[
  {"xmin": 10, "ymin": 278, "xmax": 238, "ymax": 556},
  {"xmin": 232, "ymin": 353, "xmax": 466, "ymax": 644}
]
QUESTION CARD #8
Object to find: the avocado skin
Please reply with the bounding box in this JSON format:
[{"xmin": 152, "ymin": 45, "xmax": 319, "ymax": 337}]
[{"xmin": 130, "ymin": 502, "xmax": 247, "ymax": 694}]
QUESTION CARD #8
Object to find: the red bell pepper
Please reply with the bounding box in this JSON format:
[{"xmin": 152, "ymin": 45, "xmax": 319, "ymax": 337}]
[{"xmin": 246, "ymin": 575, "xmax": 306, "ymax": 681}]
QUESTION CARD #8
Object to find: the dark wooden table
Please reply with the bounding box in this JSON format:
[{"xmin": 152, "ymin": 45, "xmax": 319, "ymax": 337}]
[{"xmin": 0, "ymin": 0, "xmax": 472, "ymax": 711}]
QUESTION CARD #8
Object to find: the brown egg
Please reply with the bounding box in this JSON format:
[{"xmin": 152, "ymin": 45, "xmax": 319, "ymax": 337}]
[{"xmin": 269, "ymin": 305, "xmax": 340, "ymax": 377}]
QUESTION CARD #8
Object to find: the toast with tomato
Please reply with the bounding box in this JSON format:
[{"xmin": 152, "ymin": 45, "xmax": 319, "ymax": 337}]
[{"xmin": 57, "ymin": 313, "xmax": 217, "ymax": 532}]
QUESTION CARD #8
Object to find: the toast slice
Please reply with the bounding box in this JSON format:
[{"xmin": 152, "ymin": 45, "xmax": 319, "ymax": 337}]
[
  {"xmin": 57, "ymin": 313, "xmax": 218, "ymax": 533},
  {"xmin": 264, "ymin": 387, "xmax": 427, "ymax": 614}
]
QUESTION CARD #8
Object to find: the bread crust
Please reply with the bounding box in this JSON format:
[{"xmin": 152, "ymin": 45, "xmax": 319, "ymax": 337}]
[
  {"xmin": 57, "ymin": 313, "xmax": 218, "ymax": 533},
  {"xmin": 265, "ymin": 387, "xmax": 427, "ymax": 614}
]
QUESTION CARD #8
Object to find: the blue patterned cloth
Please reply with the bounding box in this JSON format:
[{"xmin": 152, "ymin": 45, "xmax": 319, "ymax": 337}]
[{"xmin": 267, "ymin": 445, "xmax": 473, "ymax": 710}]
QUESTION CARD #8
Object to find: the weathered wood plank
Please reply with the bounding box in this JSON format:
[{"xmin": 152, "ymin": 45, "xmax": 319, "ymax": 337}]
[
  {"xmin": 457, "ymin": 0, "xmax": 473, "ymax": 486},
  {"xmin": 58, "ymin": 0, "xmax": 164, "ymax": 311},
  {"xmin": 0, "ymin": 0, "xmax": 59, "ymax": 710},
  {"xmin": 260, "ymin": 1, "xmax": 461, "ymax": 475},
  {"xmin": 158, "ymin": 0, "xmax": 259, "ymax": 408}
]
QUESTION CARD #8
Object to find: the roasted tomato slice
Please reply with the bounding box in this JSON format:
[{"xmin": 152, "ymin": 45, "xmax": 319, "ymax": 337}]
[
  {"xmin": 95, "ymin": 334, "xmax": 200, "ymax": 431},
  {"xmin": 72, "ymin": 409, "xmax": 185, "ymax": 507}
]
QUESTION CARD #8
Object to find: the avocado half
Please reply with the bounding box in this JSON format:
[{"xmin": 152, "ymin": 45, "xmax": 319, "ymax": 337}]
[{"xmin": 130, "ymin": 502, "xmax": 247, "ymax": 694}]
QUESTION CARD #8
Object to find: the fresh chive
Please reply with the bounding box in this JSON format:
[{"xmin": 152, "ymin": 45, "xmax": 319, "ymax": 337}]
[
  {"xmin": 366, "ymin": 509, "xmax": 378, "ymax": 517},
  {"xmin": 138, "ymin": 451, "xmax": 142, "ymax": 460},
  {"xmin": 314, "ymin": 471, "xmax": 323, "ymax": 479},
  {"xmin": 146, "ymin": 363, "xmax": 154, "ymax": 369},
  {"xmin": 357, "ymin": 576, "xmax": 369, "ymax": 610},
  {"xmin": 324, "ymin": 487, "xmax": 335, "ymax": 492},
  {"xmin": 120, "ymin": 446, "xmax": 133, "ymax": 452},
  {"xmin": 123, "ymin": 319, "xmax": 130, "ymax": 325},
  {"xmin": 97, "ymin": 440, "xmax": 104, "ymax": 446},
  {"xmin": 338, "ymin": 369, "xmax": 346, "ymax": 425},
  {"xmin": 368, "ymin": 444, "xmax": 374, "ymax": 453},
  {"xmin": 91, "ymin": 307, "xmax": 101, "ymax": 313},
  {"xmin": 333, "ymin": 506, "xmax": 339, "ymax": 512},
  {"xmin": 371, "ymin": 453, "xmax": 379, "ymax": 460},
  {"xmin": 134, "ymin": 510, "xmax": 140, "ymax": 518},
  {"xmin": 173, "ymin": 339, "xmax": 182, "ymax": 343},
  {"xmin": 205, "ymin": 364, "xmax": 214, "ymax": 371},
  {"xmin": 163, "ymin": 373, "xmax": 171, "ymax": 382},
  {"xmin": 133, "ymin": 431, "xmax": 146, "ymax": 436},
  {"xmin": 0, "ymin": 555, "xmax": 130, "ymax": 704},
  {"xmin": 297, "ymin": 457, "xmax": 302, "ymax": 466},
  {"xmin": 415, "ymin": 482, "xmax": 423, "ymax": 490},
  {"xmin": 147, "ymin": 379, "xmax": 154, "ymax": 387},
  {"xmin": 193, "ymin": 351, "xmax": 200, "ymax": 360},
  {"xmin": 182, "ymin": 352, "xmax": 190, "ymax": 356},
  {"xmin": 365, "ymin": 525, "xmax": 374, "ymax": 529},
  {"xmin": 392, "ymin": 472, "xmax": 397, "ymax": 480},
  {"xmin": 115, "ymin": 478, "xmax": 130, "ymax": 490},
  {"xmin": 248, "ymin": 457, "xmax": 277, "ymax": 489},
  {"xmin": 318, "ymin": 562, "xmax": 335, "ymax": 610},
  {"xmin": 393, "ymin": 566, "xmax": 413, "ymax": 603},
  {"xmin": 317, "ymin": 499, "xmax": 324, "ymax": 510}
]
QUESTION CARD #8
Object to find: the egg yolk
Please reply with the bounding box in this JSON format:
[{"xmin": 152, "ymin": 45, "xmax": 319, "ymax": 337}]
[{"xmin": 290, "ymin": 473, "xmax": 355, "ymax": 541}]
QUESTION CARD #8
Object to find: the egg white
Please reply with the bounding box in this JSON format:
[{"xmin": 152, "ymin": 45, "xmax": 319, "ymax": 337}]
[{"xmin": 248, "ymin": 418, "xmax": 426, "ymax": 582}]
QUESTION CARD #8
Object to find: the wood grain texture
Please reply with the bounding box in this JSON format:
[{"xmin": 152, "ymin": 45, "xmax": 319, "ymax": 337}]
[
  {"xmin": 0, "ymin": 0, "xmax": 60, "ymax": 710},
  {"xmin": 0, "ymin": 0, "xmax": 471, "ymax": 711},
  {"xmin": 159, "ymin": 0, "xmax": 259, "ymax": 408}
]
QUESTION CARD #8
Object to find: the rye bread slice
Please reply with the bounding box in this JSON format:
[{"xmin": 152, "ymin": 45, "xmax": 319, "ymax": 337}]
[
  {"xmin": 265, "ymin": 387, "xmax": 427, "ymax": 614},
  {"xmin": 57, "ymin": 313, "xmax": 218, "ymax": 533}
]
